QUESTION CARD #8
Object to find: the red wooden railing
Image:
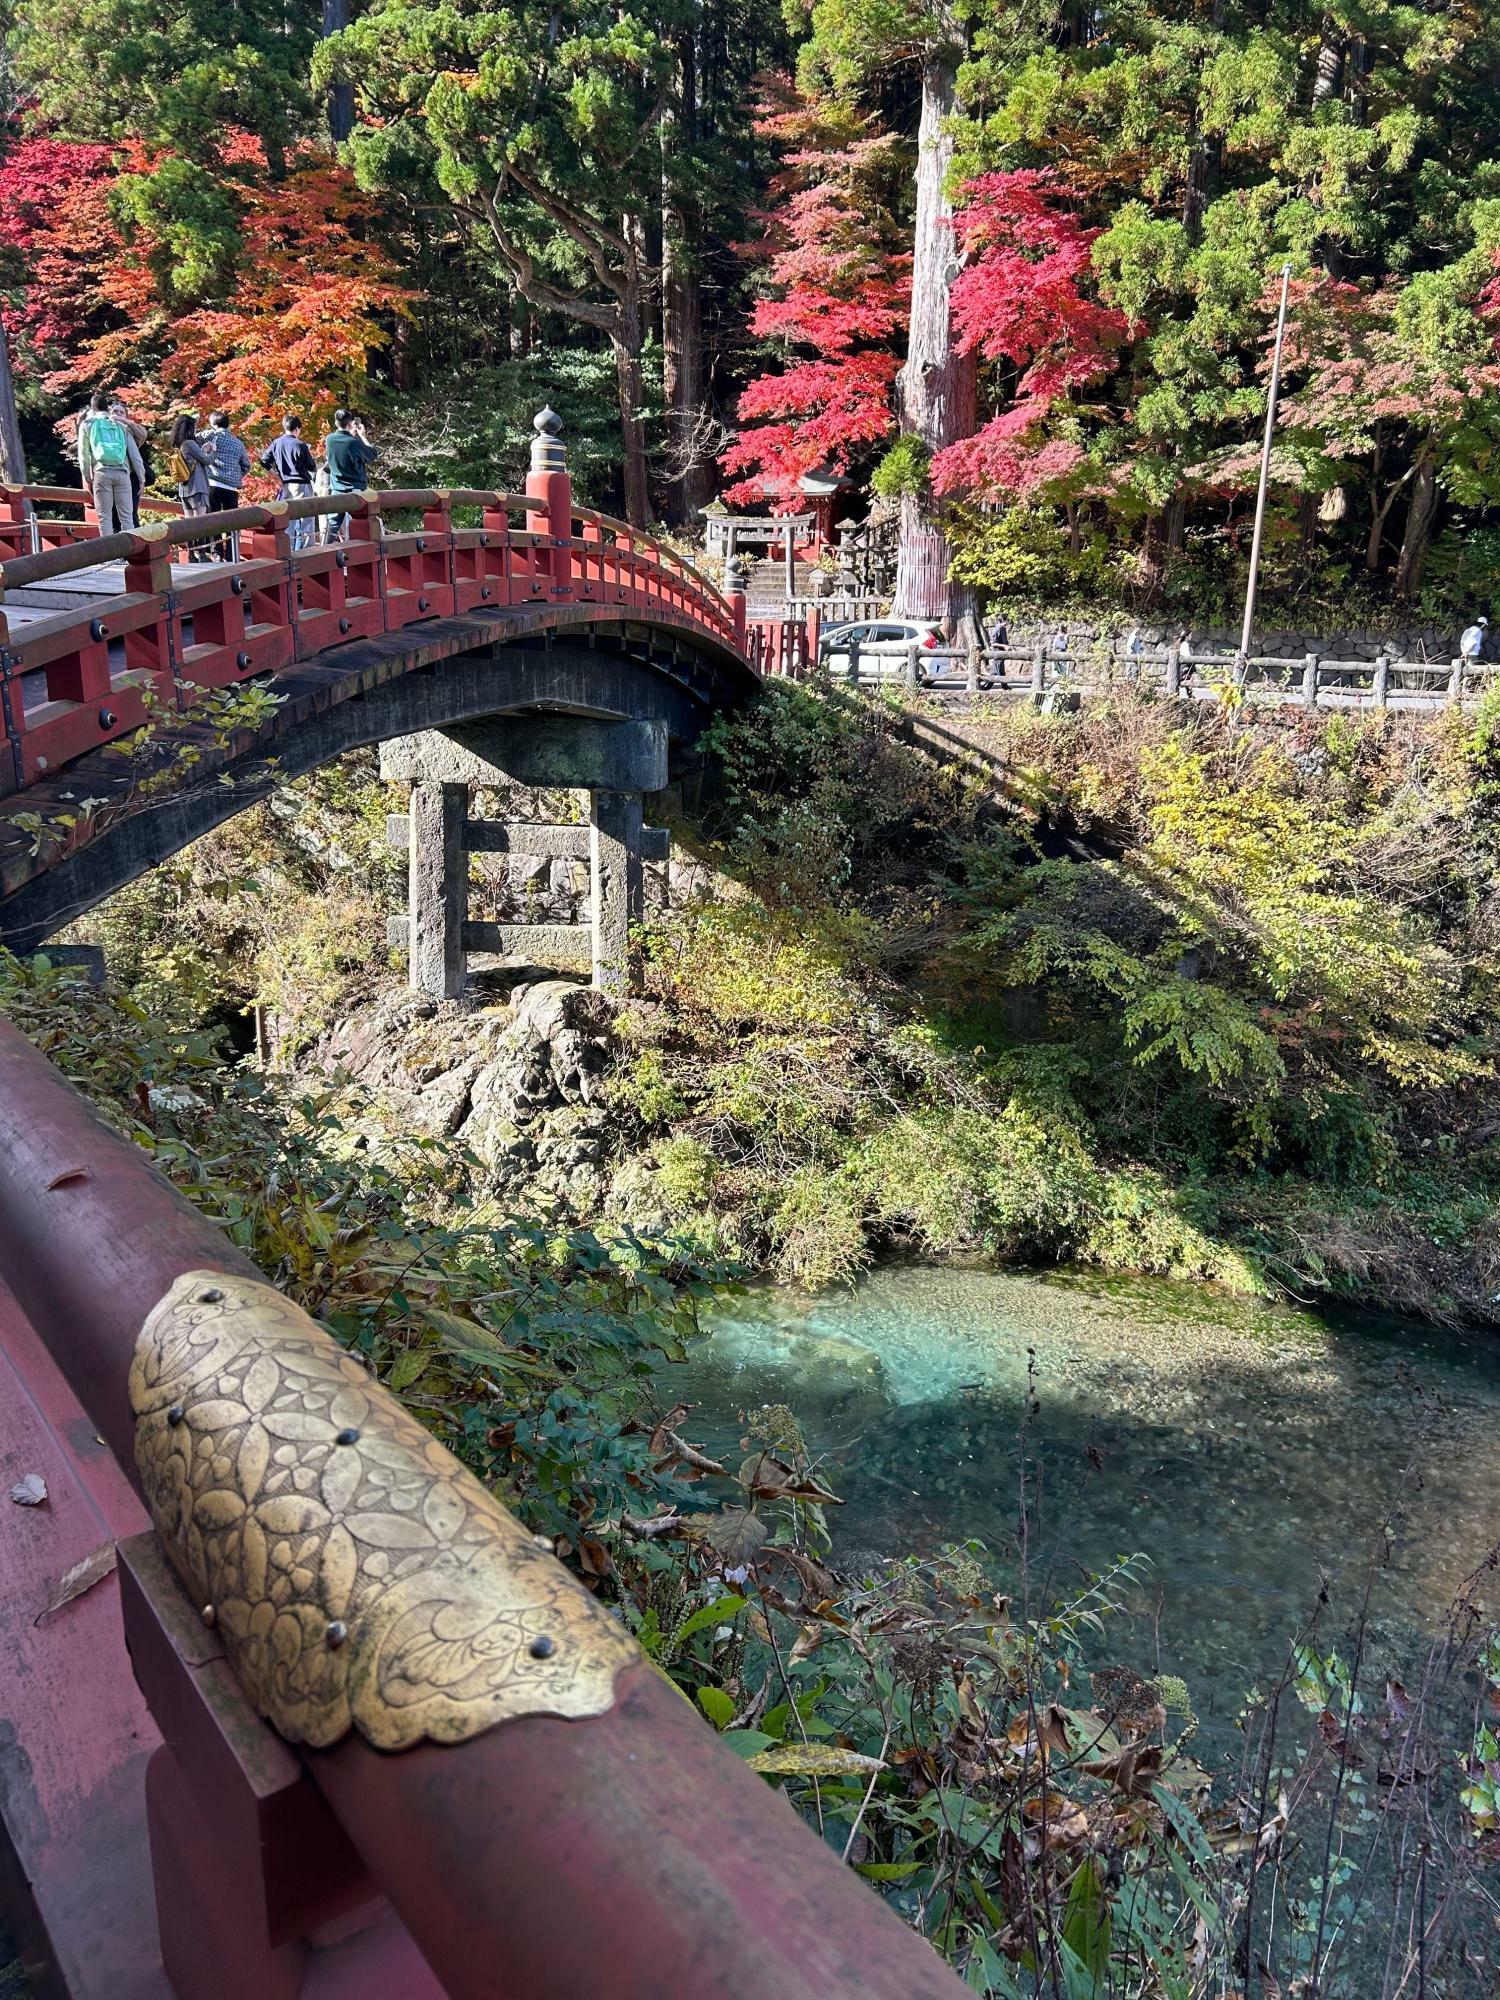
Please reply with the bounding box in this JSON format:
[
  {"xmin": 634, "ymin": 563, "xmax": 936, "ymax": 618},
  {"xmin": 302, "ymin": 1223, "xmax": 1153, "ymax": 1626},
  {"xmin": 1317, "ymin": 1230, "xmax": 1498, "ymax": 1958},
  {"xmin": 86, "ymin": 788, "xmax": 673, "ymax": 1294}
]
[{"xmin": 0, "ymin": 461, "xmax": 750, "ymax": 798}]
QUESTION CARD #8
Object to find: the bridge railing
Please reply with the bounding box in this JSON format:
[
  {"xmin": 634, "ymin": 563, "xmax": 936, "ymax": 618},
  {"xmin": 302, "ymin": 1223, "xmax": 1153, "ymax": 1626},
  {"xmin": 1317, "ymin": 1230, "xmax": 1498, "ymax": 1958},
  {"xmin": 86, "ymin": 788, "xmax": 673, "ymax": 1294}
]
[
  {"xmin": 0, "ymin": 1013, "xmax": 960, "ymax": 2000},
  {"xmin": 750, "ymin": 616, "xmax": 1498, "ymax": 710},
  {"xmin": 0, "ymin": 422, "xmax": 745, "ymax": 798}
]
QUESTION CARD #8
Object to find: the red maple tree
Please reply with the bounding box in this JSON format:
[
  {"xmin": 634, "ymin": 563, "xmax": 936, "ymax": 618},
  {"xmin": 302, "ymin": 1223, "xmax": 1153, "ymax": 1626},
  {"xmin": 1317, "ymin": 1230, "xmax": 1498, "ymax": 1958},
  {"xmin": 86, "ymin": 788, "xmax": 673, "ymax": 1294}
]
[
  {"xmin": 930, "ymin": 171, "xmax": 1129, "ymax": 502},
  {"xmin": 721, "ymin": 88, "xmax": 909, "ymax": 508}
]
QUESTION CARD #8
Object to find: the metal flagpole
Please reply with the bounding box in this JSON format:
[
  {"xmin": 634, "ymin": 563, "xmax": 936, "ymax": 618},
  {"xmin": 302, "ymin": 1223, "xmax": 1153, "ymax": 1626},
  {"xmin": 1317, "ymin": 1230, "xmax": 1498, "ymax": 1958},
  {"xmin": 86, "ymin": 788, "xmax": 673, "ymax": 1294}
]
[{"xmin": 1239, "ymin": 260, "xmax": 1294, "ymax": 664}]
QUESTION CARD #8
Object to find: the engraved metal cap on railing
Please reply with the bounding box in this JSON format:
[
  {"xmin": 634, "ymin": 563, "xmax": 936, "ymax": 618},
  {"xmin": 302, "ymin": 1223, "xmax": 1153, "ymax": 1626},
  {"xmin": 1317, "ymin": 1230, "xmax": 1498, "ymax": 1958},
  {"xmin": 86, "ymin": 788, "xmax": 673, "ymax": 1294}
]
[
  {"xmin": 530, "ymin": 406, "xmax": 566, "ymax": 476},
  {"xmin": 129, "ymin": 1269, "xmax": 635, "ymax": 1750}
]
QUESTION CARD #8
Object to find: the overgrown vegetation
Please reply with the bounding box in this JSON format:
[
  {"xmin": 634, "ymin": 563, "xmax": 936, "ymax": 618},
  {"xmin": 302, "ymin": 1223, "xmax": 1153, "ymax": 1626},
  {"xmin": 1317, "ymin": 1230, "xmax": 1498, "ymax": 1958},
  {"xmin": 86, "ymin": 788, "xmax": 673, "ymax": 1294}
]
[
  {"xmin": 5, "ymin": 947, "xmax": 1494, "ymax": 1996},
  {"xmin": 616, "ymin": 682, "xmax": 1500, "ymax": 1319}
]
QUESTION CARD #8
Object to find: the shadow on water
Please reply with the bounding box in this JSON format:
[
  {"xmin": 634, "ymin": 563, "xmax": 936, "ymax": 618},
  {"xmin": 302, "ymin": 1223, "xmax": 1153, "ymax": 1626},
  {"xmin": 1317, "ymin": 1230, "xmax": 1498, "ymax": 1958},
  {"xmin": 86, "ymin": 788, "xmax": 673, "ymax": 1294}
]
[{"xmin": 670, "ymin": 1262, "xmax": 1500, "ymax": 1761}]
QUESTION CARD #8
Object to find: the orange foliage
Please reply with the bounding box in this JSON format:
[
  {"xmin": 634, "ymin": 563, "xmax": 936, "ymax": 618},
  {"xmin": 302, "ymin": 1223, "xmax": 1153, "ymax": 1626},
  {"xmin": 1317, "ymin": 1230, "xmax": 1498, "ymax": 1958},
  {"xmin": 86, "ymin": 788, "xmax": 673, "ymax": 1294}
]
[{"xmin": 20, "ymin": 134, "xmax": 410, "ymax": 438}]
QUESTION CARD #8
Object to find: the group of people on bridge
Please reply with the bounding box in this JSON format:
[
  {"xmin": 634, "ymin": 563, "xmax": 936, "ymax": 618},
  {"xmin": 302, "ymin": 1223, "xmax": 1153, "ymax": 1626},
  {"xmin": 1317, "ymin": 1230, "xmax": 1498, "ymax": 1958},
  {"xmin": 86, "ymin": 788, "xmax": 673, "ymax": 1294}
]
[{"xmin": 73, "ymin": 393, "xmax": 382, "ymax": 557}]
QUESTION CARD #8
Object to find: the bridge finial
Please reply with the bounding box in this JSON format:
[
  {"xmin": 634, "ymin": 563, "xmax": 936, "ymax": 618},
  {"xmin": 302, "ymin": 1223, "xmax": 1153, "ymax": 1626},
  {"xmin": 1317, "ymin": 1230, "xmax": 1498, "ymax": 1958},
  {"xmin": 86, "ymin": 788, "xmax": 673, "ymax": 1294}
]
[{"xmin": 531, "ymin": 406, "xmax": 566, "ymax": 476}]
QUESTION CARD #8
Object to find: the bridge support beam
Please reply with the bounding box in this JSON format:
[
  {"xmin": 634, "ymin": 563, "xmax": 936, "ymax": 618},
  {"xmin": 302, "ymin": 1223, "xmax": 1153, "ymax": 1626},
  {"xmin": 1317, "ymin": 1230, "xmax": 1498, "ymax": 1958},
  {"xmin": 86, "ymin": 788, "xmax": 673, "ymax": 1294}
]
[
  {"xmin": 381, "ymin": 718, "xmax": 667, "ymax": 999},
  {"xmin": 408, "ymin": 782, "xmax": 467, "ymax": 1001}
]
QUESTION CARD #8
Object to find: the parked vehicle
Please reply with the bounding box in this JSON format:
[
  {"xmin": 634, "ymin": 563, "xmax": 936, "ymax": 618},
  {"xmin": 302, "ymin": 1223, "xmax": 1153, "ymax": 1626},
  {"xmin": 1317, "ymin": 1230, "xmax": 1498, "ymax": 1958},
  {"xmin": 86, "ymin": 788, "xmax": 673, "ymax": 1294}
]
[{"xmin": 819, "ymin": 618, "xmax": 946, "ymax": 683}]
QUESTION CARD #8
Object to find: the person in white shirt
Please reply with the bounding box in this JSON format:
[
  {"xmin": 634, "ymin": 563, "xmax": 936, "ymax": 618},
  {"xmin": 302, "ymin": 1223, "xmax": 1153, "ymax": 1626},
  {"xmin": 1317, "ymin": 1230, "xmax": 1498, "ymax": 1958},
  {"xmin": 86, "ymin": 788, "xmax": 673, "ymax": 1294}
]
[{"xmin": 1460, "ymin": 616, "xmax": 1488, "ymax": 663}]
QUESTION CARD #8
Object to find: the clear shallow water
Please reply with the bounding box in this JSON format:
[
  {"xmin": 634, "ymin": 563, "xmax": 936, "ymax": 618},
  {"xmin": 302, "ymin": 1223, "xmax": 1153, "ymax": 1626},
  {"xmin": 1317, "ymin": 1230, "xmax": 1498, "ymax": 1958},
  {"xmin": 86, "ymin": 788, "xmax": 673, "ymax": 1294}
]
[{"xmin": 673, "ymin": 1264, "xmax": 1500, "ymax": 1757}]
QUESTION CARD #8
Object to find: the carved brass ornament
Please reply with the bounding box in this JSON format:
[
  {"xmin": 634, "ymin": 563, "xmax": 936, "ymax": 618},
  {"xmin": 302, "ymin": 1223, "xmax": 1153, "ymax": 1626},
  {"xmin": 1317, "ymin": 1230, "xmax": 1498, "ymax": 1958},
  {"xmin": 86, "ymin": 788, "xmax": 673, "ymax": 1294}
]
[{"xmin": 130, "ymin": 1270, "xmax": 634, "ymax": 1750}]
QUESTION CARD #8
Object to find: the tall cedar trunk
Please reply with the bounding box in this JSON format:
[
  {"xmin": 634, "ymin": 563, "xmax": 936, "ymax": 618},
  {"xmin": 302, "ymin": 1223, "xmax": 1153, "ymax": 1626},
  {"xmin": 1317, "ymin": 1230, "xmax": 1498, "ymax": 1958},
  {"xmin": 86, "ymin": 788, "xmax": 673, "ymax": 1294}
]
[
  {"xmin": 610, "ymin": 214, "xmax": 652, "ymax": 528},
  {"xmin": 661, "ymin": 34, "xmax": 712, "ymax": 526},
  {"xmin": 321, "ymin": 0, "xmax": 354, "ymax": 142},
  {"xmin": 0, "ymin": 315, "xmax": 26, "ymax": 485},
  {"xmin": 1395, "ymin": 449, "xmax": 1438, "ymax": 597},
  {"xmin": 613, "ymin": 315, "xmax": 651, "ymax": 528},
  {"xmin": 890, "ymin": 49, "xmax": 976, "ymax": 634}
]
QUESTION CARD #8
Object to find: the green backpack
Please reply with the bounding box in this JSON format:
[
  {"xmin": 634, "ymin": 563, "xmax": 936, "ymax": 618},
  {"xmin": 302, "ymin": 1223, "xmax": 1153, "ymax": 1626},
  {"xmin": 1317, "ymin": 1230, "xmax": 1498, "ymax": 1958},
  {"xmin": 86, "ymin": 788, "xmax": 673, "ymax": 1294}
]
[{"xmin": 89, "ymin": 416, "xmax": 129, "ymax": 469}]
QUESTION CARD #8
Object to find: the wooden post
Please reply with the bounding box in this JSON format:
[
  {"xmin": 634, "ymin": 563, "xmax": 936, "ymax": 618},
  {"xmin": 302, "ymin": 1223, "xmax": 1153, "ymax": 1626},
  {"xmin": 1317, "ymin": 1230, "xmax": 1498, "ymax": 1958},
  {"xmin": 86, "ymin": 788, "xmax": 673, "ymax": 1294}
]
[
  {"xmin": 1302, "ymin": 653, "xmax": 1319, "ymax": 706},
  {"xmin": 1372, "ymin": 652, "xmax": 1389, "ymax": 709},
  {"xmin": 1165, "ymin": 644, "xmax": 1182, "ymax": 698},
  {"xmin": 904, "ymin": 642, "xmax": 919, "ymax": 691},
  {"xmin": 966, "ymin": 643, "xmax": 979, "ymax": 694},
  {"xmin": 1031, "ymin": 644, "xmax": 1045, "ymax": 698},
  {"xmin": 1448, "ymin": 657, "xmax": 1464, "ymax": 706}
]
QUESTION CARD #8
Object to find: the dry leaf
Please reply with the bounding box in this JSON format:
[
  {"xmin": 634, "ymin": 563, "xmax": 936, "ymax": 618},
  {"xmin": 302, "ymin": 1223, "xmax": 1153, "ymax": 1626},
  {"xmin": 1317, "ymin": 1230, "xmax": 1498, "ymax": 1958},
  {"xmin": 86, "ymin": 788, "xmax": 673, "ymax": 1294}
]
[
  {"xmin": 10, "ymin": 1473, "xmax": 48, "ymax": 1506},
  {"xmin": 35, "ymin": 1542, "xmax": 117, "ymax": 1624},
  {"xmin": 748, "ymin": 1743, "xmax": 886, "ymax": 1778}
]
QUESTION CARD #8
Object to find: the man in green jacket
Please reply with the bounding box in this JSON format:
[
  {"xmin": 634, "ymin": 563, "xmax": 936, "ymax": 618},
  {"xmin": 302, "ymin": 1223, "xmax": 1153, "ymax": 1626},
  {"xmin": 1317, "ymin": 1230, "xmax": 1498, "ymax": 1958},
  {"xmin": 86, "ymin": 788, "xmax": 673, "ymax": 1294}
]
[{"xmin": 319, "ymin": 409, "xmax": 379, "ymax": 543}]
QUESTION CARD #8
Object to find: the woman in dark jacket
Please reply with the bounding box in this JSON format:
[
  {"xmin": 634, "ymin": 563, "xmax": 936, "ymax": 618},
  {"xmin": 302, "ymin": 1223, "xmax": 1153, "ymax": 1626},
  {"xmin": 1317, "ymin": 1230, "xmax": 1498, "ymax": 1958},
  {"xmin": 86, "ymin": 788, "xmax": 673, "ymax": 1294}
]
[{"xmin": 169, "ymin": 414, "xmax": 215, "ymax": 561}]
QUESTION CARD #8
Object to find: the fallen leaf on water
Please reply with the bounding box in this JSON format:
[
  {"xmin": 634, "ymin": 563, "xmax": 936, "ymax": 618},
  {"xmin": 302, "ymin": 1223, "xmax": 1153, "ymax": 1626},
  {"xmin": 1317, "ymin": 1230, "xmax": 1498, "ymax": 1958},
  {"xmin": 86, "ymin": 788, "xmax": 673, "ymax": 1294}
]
[
  {"xmin": 35, "ymin": 1542, "xmax": 117, "ymax": 1624},
  {"xmin": 10, "ymin": 1474, "xmax": 48, "ymax": 1506}
]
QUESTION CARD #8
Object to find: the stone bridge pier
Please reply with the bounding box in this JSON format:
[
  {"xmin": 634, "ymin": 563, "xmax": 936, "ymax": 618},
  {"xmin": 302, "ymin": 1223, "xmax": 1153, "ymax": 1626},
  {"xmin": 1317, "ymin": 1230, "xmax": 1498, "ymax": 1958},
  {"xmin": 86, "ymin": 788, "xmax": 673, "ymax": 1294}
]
[{"xmin": 380, "ymin": 715, "xmax": 670, "ymax": 998}]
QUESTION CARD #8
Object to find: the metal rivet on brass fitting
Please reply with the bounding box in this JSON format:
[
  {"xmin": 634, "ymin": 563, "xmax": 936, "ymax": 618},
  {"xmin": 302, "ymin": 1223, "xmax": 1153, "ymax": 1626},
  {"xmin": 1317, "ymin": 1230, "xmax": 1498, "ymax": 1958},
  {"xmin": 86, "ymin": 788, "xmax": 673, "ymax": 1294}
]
[
  {"xmin": 528, "ymin": 1635, "xmax": 556, "ymax": 1661},
  {"xmin": 167, "ymin": 1403, "xmax": 185, "ymax": 1426},
  {"xmin": 326, "ymin": 1620, "xmax": 348, "ymax": 1649},
  {"xmin": 202, "ymin": 1604, "xmax": 216, "ymax": 1628},
  {"xmin": 197, "ymin": 1286, "xmax": 224, "ymax": 1304},
  {"xmin": 334, "ymin": 1427, "xmax": 360, "ymax": 1447}
]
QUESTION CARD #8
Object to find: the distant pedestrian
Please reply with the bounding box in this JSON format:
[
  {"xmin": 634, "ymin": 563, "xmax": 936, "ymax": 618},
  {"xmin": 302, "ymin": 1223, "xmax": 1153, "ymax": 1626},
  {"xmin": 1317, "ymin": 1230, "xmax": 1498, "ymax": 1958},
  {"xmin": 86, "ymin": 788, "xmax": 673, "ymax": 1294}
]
[
  {"xmin": 1177, "ymin": 629, "xmax": 1195, "ymax": 680},
  {"xmin": 109, "ymin": 397, "xmax": 150, "ymax": 522},
  {"xmin": 1122, "ymin": 625, "xmax": 1144, "ymax": 681},
  {"xmin": 167, "ymin": 413, "xmax": 215, "ymax": 561},
  {"xmin": 76, "ymin": 390, "xmax": 144, "ymax": 539},
  {"xmin": 1460, "ymin": 615, "xmax": 1488, "ymax": 664},
  {"xmin": 203, "ymin": 410, "xmax": 252, "ymax": 558},
  {"xmin": 320, "ymin": 408, "xmax": 379, "ymax": 542},
  {"xmin": 260, "ymin": 414, "xmax": 317, "ymax": 552},
  {"xmin": 987, "ymin": 613, "xmax": 1009, "ymax": 656}
]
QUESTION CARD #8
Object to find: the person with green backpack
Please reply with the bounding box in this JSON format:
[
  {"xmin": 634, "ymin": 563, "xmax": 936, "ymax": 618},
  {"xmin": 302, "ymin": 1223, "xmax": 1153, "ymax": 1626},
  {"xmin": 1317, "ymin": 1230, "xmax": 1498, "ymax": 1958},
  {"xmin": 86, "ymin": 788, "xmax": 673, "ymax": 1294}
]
[{"xmin": 76, "ymin": 389, "xmax": 145, "ymax": 539}]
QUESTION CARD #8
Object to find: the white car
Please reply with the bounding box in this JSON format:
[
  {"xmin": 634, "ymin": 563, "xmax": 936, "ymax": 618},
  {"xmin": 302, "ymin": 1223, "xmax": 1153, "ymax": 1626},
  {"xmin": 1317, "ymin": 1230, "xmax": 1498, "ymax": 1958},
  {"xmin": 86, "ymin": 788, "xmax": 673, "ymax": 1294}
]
[{"xmin": 819, "ymin": 618, "xmax": 946, "ymax": 683}]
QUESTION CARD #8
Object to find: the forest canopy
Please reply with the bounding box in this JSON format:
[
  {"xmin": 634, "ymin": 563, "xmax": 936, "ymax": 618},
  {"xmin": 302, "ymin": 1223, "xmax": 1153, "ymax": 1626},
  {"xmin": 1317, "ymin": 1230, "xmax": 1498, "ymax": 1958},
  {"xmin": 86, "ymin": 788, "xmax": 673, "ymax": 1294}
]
[{"xmin": 3, "ymin": 0, "xmax": 1500, "ymax": 615}]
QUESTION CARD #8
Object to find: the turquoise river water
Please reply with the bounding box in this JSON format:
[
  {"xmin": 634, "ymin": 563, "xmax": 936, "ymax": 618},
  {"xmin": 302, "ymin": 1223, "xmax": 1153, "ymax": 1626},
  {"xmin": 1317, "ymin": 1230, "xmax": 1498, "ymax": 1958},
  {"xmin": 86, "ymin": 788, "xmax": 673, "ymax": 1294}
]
[{"xmin": 673, "ymin": 1264, "xmax": 1500, "ymax": 1759}]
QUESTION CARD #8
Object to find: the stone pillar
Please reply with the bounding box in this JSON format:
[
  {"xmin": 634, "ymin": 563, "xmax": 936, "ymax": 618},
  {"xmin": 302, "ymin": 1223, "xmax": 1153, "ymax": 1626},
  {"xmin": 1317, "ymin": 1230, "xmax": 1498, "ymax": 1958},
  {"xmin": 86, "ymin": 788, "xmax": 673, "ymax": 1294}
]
[
  {"xmin": 590, "ymin": 790, "xmax": 644, "ymax": 995},
  {"xmin": 408, "ymin": 781, "xmax": 467, "ymax": 999}
]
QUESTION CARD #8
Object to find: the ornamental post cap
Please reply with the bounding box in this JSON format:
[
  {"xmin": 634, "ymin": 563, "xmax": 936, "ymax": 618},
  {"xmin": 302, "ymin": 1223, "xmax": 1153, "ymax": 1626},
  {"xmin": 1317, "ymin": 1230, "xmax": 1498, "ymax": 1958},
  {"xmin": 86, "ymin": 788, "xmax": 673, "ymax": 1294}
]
[{"xmin": 533, "ymin": 407, "xmax": 563, "ymax": 439}]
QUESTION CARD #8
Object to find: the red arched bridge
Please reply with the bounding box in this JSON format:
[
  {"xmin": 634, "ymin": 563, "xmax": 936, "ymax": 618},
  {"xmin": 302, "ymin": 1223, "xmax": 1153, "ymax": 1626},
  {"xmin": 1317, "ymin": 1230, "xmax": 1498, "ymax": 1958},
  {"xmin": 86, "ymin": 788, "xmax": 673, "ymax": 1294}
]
[
  {"xmin": 0, "ymin": 411, "xmax": 762, "ymax": 984},
  {"xmin": 0, "ymin": 418, "xmax": 961, "ymax": 1996}
]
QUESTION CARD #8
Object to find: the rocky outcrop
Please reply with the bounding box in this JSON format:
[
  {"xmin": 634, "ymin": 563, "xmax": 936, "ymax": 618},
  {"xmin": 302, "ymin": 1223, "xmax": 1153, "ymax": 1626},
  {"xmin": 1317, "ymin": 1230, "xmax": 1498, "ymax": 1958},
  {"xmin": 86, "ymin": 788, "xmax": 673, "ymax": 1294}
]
[{"xmin": 315, "ymin": 975, "xmax": 621, "ymax": 1216}]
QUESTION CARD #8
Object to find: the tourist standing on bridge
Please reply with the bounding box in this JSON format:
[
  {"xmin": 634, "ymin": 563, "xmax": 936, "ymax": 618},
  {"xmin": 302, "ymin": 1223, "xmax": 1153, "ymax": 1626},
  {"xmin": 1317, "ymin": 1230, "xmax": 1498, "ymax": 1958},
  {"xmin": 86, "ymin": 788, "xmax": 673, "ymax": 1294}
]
[
  {"xmin": 320, "ymin": 409, "xmax": 379, "ymax": 542},
  {"xmin": 76, "ymin": 390, "xmax": 145, "ymax": 539},
  {"xmin": 1460, "ymin": 615, "xmax": 1489, "ymax": 666},
  {"xmin": 260, "ymin": 415, "xmax": 317, "ymax": 551},
  {"xmin": 167, "ymin": 414, "xmax": 215, "ymax": 561},
  {"xmin": 203, "ymin": 411, "xmax": 251, "ymax": 559}
]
